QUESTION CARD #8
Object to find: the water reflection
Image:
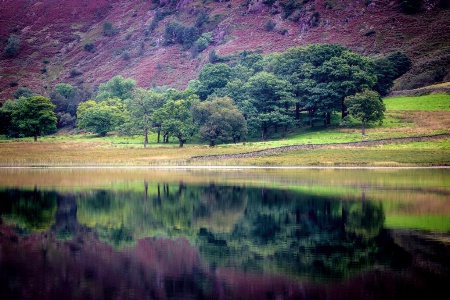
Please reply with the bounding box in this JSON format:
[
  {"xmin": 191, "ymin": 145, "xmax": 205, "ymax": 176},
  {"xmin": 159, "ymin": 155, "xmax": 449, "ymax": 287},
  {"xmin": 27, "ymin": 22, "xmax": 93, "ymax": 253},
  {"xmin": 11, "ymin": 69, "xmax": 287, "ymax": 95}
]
[{"xmin": 0, "ymin": 169, "xmax": 449, "ymax": 299}]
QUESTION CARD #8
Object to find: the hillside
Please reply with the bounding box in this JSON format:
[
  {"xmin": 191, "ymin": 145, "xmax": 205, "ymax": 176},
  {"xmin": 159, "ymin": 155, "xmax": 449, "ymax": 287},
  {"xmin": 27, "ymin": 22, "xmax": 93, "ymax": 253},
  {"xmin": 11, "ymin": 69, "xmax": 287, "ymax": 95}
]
[{"xmin": 1, "ymin": 0, "xmax": 449, "ymax": 101}]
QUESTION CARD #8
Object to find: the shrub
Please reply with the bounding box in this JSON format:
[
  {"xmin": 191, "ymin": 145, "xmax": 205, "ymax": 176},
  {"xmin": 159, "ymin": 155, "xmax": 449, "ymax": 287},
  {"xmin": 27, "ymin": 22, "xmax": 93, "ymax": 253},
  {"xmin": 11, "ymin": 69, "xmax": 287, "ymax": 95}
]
[
  {"xmin": 69, "ymin": 68, "xmax": 83, "ymax": 77},
  {"xmin": 195, "ymin": 10, "xmax": 209, "ymax": 28},
  {"xmin": 364, "ymin": 30, "xmax": 376, "ymax": 37},
  {"xmin": 13, "ymin": 87, "xmax": 34, "ymax": 99},
  {"xmin": 83, "ymin": 43, "xmax": 96, "ymax": 53},
  {"xmin": 309, "ymin": 12, "xmax": 320, "ymax": 27},
  {"xmin": 164, "ymin": 22, "xmax": 200, "ymax": 50},
  {"xmin": 3, "ymin": 34, "xmax": 20, "ymax": 57},
  {"xmin": 121, "ymin": 51, "xmax": 130, "ymax": 60},
  {"xmin": 265, "ymin": 20, "xmax": 277, "ymax": 32},
  {"xmin": 103, "ymin": 21, "xmax": 118, "ymax": 36},
  {"xmin": 191, "ymin": 37, "xmax": 209, "ymax": 57}
]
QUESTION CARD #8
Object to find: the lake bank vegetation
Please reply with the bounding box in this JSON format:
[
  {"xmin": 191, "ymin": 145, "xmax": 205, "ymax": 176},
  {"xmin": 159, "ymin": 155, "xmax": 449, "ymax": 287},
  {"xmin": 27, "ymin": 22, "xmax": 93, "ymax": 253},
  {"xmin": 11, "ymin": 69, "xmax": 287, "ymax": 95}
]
[{"xmin": 0, "ymin": 44, "xmax": 449, "ymax": 167}]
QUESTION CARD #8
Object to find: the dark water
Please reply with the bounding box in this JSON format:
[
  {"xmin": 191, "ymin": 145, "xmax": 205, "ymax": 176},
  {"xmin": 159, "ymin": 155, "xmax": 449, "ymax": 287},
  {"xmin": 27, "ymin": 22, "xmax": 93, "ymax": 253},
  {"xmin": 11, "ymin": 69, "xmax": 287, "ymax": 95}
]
[{"xmin": 0, "ymin": 168, "xmax": 449, "ymax": 300}]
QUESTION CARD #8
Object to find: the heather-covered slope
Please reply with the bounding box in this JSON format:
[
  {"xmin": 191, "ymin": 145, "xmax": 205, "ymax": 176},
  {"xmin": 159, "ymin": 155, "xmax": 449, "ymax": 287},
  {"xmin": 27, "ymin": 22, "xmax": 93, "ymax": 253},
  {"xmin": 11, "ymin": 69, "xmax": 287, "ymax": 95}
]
[{"xmin": 0, "ymin": 0, "xmax": 449, "ymax": 101}]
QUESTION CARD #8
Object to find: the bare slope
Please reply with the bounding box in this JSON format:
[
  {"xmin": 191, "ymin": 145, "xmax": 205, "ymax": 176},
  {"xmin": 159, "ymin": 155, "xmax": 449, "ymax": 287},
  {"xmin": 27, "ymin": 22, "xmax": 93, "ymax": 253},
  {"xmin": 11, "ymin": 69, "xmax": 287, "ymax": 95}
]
[{"xmin": 1, "ymin": 0, "xmax": 449, "ymax": 101}]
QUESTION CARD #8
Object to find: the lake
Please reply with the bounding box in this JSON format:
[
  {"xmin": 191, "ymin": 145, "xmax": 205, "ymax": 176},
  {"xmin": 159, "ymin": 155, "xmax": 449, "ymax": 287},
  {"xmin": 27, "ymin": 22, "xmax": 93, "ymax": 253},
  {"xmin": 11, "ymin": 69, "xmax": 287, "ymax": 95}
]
[{"xmin": 0, "ymin": 167, "xmax": 449, "ymax": 300}]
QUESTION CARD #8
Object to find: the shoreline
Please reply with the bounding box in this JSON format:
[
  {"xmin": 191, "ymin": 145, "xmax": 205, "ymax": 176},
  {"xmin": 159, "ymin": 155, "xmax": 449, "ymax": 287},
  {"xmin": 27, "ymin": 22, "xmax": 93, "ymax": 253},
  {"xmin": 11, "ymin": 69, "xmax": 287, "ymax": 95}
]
[{"xmin": 1, "ymin": 165, "xmax": 450, "ymax": 169}]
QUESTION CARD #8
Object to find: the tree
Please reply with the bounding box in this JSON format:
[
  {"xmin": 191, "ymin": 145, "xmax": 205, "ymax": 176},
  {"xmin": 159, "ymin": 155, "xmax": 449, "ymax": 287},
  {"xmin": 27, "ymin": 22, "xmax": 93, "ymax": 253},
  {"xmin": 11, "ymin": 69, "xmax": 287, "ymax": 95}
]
[
  {"xmin": 3, "ymin": 34, "xmax": 20, "ymax": 57},
  {"xmin": 125, "ymin": 88, "xmax": 166, "ymax": 148},
  {"xmin": 197, "ymin": 63, "xmax": 232, "ymax": 100},
  {"xmin": 192, "ymin": 97, "xmax": 247, "ymax": 146},
  {"xmin": 96, "ymin": 76, "xmax": 136, "ymax": 102},
  {"xmin": 373, "ymin": 58, "xmax": 397, "ymax": 96},
  {"xmin": 244, "ymin": 72, "xmax": 294, "ymax": 140},
  {"xmin": 76, "ymin": 99, "xmax": 124, "ymax": 136},
  {"xmin": 344, "ymin": 90, "xmax": 385, "ymax": 136},
  {"xmin": 386, "ymin": 51, "xmax": 412, "ymax": 79},
  {"xmin": 11, "ymin": 96, "xmax": 57, "ymax": 141},
  {"xmin": 154, "ymin": 96, "xmax": 198, "ymax": 147}
]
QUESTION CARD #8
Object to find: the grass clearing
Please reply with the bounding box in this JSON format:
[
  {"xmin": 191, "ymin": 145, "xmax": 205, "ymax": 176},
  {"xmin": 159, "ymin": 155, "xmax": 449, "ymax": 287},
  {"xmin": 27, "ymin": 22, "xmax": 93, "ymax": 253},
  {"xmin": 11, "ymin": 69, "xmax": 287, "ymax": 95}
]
[{"xmin": 384, "ymin": 93, "xmax": 450, "ymax": 111}]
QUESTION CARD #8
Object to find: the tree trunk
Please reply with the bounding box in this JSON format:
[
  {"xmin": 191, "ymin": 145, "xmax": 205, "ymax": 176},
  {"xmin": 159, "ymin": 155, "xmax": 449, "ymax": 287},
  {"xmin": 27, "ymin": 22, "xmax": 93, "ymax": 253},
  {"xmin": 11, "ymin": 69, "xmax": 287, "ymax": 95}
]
[
  {"xmin": 144, "ymin": 116, "xmax": 149, "ymax": 148},
  {"xmin": 144, "ymin": 128, "xmax": 148, "ymax": 148},
  {"xmin": 261, "ymin": 122, "xmax": 267, "ymax": 140},
  {"xmin": 179, "ymin": 139, "xmax": 185, "ymax": 148},
  {"xmin": 361, "ymin": 120, "xmax": 366, "ymax": 136},
  {"xmin": 210, "ymin": 139, "xmax": 216, "ymax": 147},
  {"xmin": 295, "ymin": 103, "xmax": 300, "ymax": 120},
  {"xmin": 34, "ymin": 132, "xmax": 38, "ymax": 142},
  {"xmin": 341, "ymin": 100, "xmax": 347, "ymax": 119},
  {"xmin": 157, "ymin": 127, "xmax": 161, "ymax": 143}
]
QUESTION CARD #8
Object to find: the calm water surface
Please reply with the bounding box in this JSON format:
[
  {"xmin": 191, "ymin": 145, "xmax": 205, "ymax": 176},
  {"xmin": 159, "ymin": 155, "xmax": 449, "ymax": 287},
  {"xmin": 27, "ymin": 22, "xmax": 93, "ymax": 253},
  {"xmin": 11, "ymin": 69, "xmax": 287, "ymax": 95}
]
[{"xmin": 0, "ymin": 168, "xmax": 449, "ymax": 300}]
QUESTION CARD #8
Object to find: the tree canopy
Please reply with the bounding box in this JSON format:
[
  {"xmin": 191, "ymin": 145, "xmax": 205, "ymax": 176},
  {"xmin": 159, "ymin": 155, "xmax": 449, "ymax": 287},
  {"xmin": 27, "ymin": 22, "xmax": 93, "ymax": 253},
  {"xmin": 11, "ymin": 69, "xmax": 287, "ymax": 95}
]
[
  {"xmin": 11, "ymin": 96, "xmax": 57, "ymax": 141},
  {"xmin": 344, "ymin": 89, "xmax": 386, "ymax": 136},
  {"xmin": 193, "ymin": 97, "xmax": 247, "ymax": 146}
]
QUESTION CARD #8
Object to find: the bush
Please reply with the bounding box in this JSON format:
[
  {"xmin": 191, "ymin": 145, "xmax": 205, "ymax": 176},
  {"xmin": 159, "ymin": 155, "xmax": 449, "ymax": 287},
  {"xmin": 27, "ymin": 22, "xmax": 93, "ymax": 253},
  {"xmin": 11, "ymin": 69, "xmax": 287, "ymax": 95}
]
[
  {"xmin": 103, "ymin": 21, "xmax": 118, "ymax": 36},
  {"xmin": 83, "ymin": 43, "xmax": 96, "ymax": 53},
  {"xmin": 121, "ymin": 51, "xmax": 130, "ymax": 60},
  {"xmin": 69, "ymin": 68, "xmax": 83, "ymax": 77},
  {"xmin": 164, "ymin": 21, "xmax": 200, "ymax": 50},
  {"xmin": 309, "ymin": 12, "xmax": 320, "ymax": 27},
  {"xmin": 3, "ymin": 34, "xmax": 20, "ymax": 57},
  {"xmin": 13, "ymin": 87, "xmax": 34, "ymax": 99},
  {"xmin": 265, "ymin": 20, "xmax": 277, "ymax": 32},
  {"xmin": 191, "ymin": 37, "xmax": 209, "ymax": 57}
]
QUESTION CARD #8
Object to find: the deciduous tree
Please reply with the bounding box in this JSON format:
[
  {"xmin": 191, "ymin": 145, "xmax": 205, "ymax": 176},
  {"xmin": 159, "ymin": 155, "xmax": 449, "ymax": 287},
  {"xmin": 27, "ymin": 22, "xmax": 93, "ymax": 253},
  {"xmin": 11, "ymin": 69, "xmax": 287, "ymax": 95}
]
[
  {"xmin": 344, "ymin": 90, "xmax": 385, "ymax": 136},
  {"xmin": 193, "ymin": 97, "xmax": 247, "ymax": 146},
  {"xmin": 11, "ymin": 96, "xmax": 57, "ymax": 141}
]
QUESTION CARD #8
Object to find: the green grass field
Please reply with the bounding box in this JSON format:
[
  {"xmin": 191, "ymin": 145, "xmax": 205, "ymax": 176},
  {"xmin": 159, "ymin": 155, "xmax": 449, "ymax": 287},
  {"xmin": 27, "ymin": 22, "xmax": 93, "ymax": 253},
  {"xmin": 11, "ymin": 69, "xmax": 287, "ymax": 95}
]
[{"xmin": 384, "ymin": 93, "xmax": 450, "ymax": 111}]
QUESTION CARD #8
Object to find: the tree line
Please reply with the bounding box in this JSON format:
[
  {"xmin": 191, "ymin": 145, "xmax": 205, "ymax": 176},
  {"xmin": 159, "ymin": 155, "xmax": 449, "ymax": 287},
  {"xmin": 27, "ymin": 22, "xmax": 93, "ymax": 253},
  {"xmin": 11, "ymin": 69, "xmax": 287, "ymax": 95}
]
[{"xmin": 0, "ymin": 44, "xmax": 410, "ymax": 146}]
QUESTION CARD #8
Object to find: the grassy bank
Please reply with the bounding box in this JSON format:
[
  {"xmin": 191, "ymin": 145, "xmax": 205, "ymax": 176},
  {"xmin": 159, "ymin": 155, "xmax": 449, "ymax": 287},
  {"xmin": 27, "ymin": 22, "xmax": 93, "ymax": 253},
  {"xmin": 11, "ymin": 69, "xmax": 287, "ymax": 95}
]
[{"xmin": 0, "ymin": 93, "xmax": 449, "ymax": 167}]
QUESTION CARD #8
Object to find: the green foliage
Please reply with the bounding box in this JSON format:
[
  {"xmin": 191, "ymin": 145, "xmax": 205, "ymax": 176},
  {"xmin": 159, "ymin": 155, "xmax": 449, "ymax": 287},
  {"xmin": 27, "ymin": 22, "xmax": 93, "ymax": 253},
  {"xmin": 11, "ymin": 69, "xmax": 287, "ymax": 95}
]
[
  {"xmin": 197, "ymin": 63, "xmax": 232, "ymax": 100},
  {"xmin": 3, "ymin": 34, "xmax": 20, "ymax": 57},
  {"xmin": 0, "ymin": 189, "xmax": 57, "ymax": 232},
  {"xmin": 191, "ymin": 35, "xmax": 210, "ymax": 56},
  {"xmin": 11, "ymin": 96, "xmax": 57, "ymax": 141},
  {"xmin": 164, "ymin": 21, "xmax": 200, "ymax": 50},
  {"xmin": 345, "ymin": 89, "xmax": 385, "ymax": 136},
  {"xmin": 373, "ymin": 58, "xmax": 396, "ymax": 96},
  {"xmin": 13, "ymin": 87, "xmax": 34, "ymax": 99},
  {"xmin": 192, "ymin": 97, "xmax": 247, "ymax": 146},
  {"xmin": 124, "ymin": 88, "xmax": 166, "ymax": 147},
  {"xmin": 280, "ymin": 0, "xmax": 302, "ymax": 20},
  {"xmin": 77, "ymin": 99, "xmax": 125, "ymax": 136},
  {"xmin": 153, "ymin": 95, "xmax": 199, "ymax": 147},
  {"xmin": 96, "ymin": 75, "xmax": 136, "ymax": 102},
  {"xmin": 244, "ymin": 72, "xmax": 295, "ymax": 139},
  {"xmin": 386, "ymin": 51, "xmax": 412, "ymax": 78}
]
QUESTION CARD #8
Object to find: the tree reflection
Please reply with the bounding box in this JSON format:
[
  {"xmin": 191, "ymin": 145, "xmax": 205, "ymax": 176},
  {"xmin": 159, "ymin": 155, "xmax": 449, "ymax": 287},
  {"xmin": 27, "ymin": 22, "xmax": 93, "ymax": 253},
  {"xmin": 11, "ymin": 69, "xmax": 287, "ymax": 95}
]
[
  {"xmin": 0, "ymin": 183, "xmax": 408, "ymax": 282},
  {"xmin": 0, "ymin": 187, "xmax": 57, "ymax": 232}
]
